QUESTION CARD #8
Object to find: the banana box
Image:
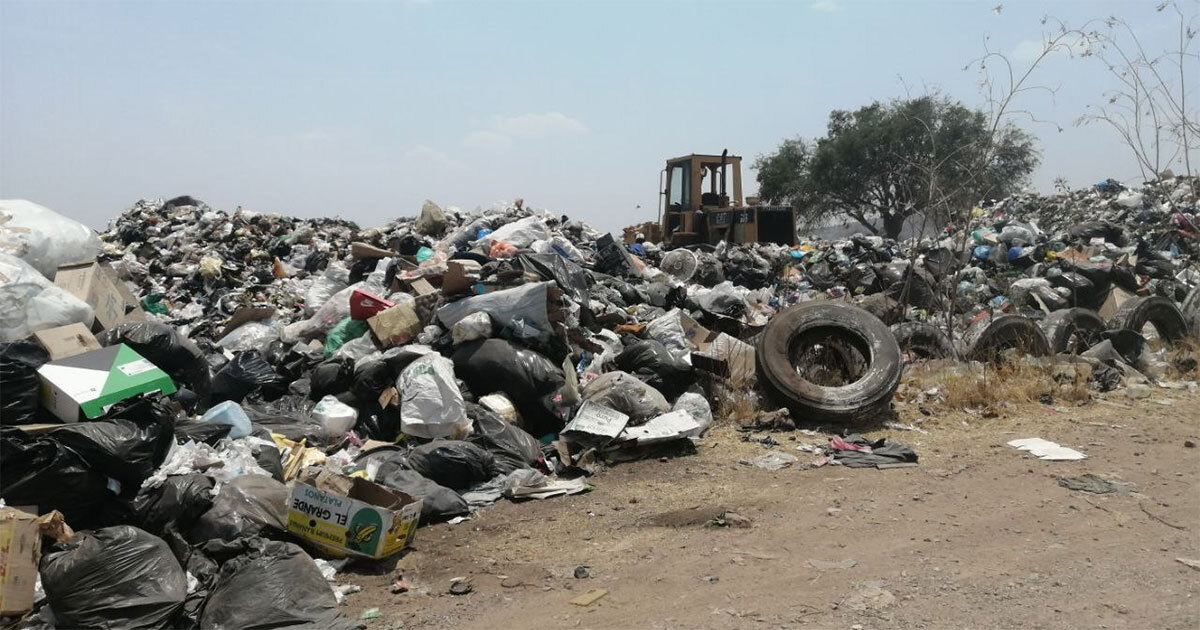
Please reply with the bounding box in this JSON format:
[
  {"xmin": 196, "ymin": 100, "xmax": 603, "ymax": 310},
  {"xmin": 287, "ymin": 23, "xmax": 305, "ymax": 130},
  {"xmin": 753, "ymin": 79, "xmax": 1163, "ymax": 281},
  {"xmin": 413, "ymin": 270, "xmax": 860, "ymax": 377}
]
[{"xmin": 287, "ymin": 470, "xmax": 422, "ymax": 559}]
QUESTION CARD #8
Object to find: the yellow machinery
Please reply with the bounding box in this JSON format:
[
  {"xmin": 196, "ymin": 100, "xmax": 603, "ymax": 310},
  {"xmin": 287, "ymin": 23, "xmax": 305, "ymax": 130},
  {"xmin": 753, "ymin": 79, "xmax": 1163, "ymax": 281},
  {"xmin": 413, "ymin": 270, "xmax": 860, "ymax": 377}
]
[{"xmin": 658, "ymin": 150, "xmax": 796, "ymax": 247}]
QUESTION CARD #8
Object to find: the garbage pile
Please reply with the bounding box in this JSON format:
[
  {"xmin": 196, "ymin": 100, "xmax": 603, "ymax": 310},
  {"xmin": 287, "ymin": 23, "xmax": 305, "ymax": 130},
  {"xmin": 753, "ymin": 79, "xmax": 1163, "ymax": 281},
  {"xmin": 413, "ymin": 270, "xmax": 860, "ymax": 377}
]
[{"xmin": 0, "ymin": 174, "xmax": 1196, "ymax": 626}]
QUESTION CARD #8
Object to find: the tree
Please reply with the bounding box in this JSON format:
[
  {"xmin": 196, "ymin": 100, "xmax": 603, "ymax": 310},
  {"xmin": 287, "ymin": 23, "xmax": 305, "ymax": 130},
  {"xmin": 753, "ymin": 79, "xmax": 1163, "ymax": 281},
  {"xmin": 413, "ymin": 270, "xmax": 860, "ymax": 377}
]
[{"xmin": 754, "ymin": 95, "xmax": 1039, "ymax": 240}]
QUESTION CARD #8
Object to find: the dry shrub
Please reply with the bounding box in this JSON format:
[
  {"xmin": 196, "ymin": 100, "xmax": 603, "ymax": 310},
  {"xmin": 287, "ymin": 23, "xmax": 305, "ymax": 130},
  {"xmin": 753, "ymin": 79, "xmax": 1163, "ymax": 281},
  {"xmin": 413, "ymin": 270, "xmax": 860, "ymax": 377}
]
[
  {"xmin": 909, "ymin": 359, "xmax": 1092, "ymax": 411},
  {"xmin": 1165, "ymin": 333, "xmax": 1200, "ymax": 379}
]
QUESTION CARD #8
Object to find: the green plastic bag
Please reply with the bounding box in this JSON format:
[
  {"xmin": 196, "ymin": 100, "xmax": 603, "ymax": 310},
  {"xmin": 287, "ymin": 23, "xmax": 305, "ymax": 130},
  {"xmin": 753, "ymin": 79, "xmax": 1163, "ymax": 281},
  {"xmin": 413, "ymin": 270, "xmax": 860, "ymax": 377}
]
[{"xmin": 324, "ymin": 317, "xmax": 369, "ymax": 358}]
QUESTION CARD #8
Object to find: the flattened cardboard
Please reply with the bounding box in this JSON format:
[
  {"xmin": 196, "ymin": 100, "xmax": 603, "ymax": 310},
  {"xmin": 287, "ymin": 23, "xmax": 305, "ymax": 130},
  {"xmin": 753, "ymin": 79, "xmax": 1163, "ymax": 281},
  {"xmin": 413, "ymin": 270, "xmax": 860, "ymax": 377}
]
[
  {"xmin": 32, "ymin": 323, "xmax": 101, "ymax": 360},
  {"xmin": 37, "ymin": 344, "xmax": 176, "ymax": 422},
  {"xmin": 287, "ymin": 470, "xmax": 421, "ymax": 559}
]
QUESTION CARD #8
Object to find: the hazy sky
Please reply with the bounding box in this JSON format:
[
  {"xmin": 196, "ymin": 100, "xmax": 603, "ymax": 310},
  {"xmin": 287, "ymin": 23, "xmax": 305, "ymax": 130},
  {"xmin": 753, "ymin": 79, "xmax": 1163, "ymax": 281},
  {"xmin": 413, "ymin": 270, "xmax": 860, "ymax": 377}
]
[{"xmin": 0, "ymin": 0, "xmax": 1187, "ymax": 233}]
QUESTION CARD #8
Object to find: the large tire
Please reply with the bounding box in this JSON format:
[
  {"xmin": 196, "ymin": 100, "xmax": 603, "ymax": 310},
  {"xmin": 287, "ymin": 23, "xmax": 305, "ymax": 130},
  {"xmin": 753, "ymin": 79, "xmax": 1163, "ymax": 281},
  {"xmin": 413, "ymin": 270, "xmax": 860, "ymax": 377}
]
[
  {"xmin": 1040, "ymin": 308, "xmax": 1105, "ymax": 355},
  {"xmin": 963, "ymin": 314, "xmax": 1051, "ymax": 361},
  {"xmin": 1107, "ymin": 295, "xmax": 1189, "ymax": 344},
  {"xmin": 890, "ymin": 322, "xmax": 959, "ymax": 360},
  {"xmin": 756, "ymin": 303, "xmax": 901, "ymax": 423},
  {"xmin": 1182, "ymin": 286, "xmax": 1200, "ymax": 334}
]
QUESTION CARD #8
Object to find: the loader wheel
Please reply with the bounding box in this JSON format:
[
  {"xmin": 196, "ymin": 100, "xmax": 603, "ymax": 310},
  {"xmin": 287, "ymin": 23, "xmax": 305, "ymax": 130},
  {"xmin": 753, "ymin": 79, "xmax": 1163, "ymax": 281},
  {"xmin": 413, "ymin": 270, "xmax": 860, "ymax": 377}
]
[
  {"xmin": 1040, "ymin": 308, "xmax": 1105, "ymax": 355},
  {"xmin": 756, "ymin": 303, "xmax": 901, "ymax": 423},
  {"xmin": 890, "ymin": 322, "xmax": 959, "ymax": 360},
  {"xmin": 1107, "ymin": 295, "xmax": 1189, "ymax": 347},
  {"xmin": 963, "ymin": 314, "xmax": 1051, "ymax": 362}
]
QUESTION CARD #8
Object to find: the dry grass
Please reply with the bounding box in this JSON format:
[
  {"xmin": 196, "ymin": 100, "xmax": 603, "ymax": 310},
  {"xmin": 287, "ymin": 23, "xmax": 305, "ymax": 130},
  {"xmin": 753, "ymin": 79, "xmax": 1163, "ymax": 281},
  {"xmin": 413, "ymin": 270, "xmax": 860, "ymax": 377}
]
[
  {"xmin": 905, "ymin": 360, "xmax": 1093, "ymax": 411},
  {"xmin": 1165, "ymin": 333, "xmax": 1200, "ymax": 380}
]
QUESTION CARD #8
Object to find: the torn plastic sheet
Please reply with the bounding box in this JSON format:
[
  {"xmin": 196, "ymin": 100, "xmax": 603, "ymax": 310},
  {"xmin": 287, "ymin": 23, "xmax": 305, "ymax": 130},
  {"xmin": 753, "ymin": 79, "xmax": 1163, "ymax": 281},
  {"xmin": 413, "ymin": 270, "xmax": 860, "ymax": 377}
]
[
  {"xmin": 1007, "ymin": 438, "xmax": 1087, "ymax": 461},
  {"xmin": 142, "ymin": 438, "xmax": 274, "ymax": 489},
  {"xmin": 502, "ymin": 469, "xmax": 589, "ymax": 500}
]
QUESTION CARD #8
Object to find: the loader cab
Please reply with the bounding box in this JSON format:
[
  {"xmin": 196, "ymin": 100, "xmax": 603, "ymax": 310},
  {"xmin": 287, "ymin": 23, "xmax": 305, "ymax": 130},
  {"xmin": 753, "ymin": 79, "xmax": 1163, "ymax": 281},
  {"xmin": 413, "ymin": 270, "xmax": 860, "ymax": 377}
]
[{"xmin": 660, "ymin": 150, "xmax": 795, "ymax": 247}]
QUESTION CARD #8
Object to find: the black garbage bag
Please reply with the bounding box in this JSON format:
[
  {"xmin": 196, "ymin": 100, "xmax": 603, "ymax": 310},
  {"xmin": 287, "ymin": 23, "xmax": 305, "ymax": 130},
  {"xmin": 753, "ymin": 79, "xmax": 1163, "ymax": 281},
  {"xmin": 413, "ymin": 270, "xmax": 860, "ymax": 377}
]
[
  {"xmin": 613, "ymin": 340, "xmax": 693, "ymax": 400},
  {"xmin": 211, "ymin": 350, "xmax": 288, "ymax": 404},
  {"xmin": 352, "ymin": 358, "xmax": 394, "ymax": 401},
  {"xmin": 0, "ymin": 340, "xmax": 50, "ymax": 425},
  {"xmin": 1, "ymin": 427, "xmax": 132, "ymax": 529},
  {"xmin": 188, "ymin": 475, "xmax": 288, "ymax": 543},
  {"xmin": 693, "ymin": 252, "xmax": 725, "ymax": 287},
  {"xmin": 175, "ymin": 420, "xmax": 233, "ymax": 445},
  {"xmin": 255, "ymin": 441, "xmax": 285, "ymax": 482},
  {"xmin": 243, "ymin": 396, "xmax": 328, "ymax": 446},
  {"xmin": 465, "ymin": 403, "xmax": 540, "ymax": 474},
  {"xmin": 309, "ymin": 359, "xmax": 353, "ymax": 400},
  {"xmin": 406, "ymin": 440, "xmax": 499, "ymax": 490},
  {"xmin": 40, "ymin": 525, "xmax": 187, "ymax": 630},
  {"xmin": 452, "ymin": 339, "xmax": 566, "ymax": 436},
  {"xmin": 49, "ymin": 397, "xmax": 175, "ymax": 496},
  {"xmin": 354, "ymin": 400, "xmax": 400, "ymax": 442},
  {"xmin": 132, "ymin": 474, "xmax": 216, "ymax": 536},
  {"xmin": 99, "ymin": 321, "xmax": 213, "ymax": 403},
  {"xmin": 518, "ymin": 253, "xmax": 590, "ymax": 300},
  {"xmin": 198, "ymin": 538, "xmax": 357, "ymax": 630},
  {"xmin": 359, "ymin": 448, "xmax": 470, "ymax": 521}
]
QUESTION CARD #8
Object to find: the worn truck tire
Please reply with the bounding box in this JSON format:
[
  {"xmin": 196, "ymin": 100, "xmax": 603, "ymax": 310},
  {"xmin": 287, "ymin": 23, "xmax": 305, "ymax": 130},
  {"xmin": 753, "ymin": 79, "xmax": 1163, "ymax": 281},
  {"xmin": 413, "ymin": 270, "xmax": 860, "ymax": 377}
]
[
  {"xmin": 963, "ymin": 314, "xmax": 1052, "ymax": 361},
  {"xmin": 1107, "ymin": 295, "xmax": 1189, "ymax": 344},
  {"xmin": 756, "ymin": 303, "xmax": 901, "ymax": 423},
  {"xmin": 1182, "ymin": 286, "xmax": 1200, "ymax": 334},
  {"xmin": 1040, "ymin": 308, "xmax": 1105, "ymax": 355},
  {"xmin": 890, "ymin": 322, "xmax": 959, "ymax": 360}
]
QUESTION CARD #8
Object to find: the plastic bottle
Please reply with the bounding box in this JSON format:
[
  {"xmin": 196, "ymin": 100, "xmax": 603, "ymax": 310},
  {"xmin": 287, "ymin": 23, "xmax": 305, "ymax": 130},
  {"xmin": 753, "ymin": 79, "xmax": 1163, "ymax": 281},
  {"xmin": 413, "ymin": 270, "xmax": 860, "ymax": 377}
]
[{"xmin": 201, "ymin": 400, "xmax": 252, "ymax": 439}]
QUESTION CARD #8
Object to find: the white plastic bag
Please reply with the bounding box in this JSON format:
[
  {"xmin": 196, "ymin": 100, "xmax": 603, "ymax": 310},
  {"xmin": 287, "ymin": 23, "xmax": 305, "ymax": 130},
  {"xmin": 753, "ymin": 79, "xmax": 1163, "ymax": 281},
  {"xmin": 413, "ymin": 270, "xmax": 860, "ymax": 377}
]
[
  {"xmin": 0, "ymin": 199, "xmax": 102, "ymax": 279},
  {"xmin": 312, "ymin": 395, "xmax": 358, "ymax": 438},
  {"xmin": 671, "ymin": 392, "xmax": 713, "ymax": 437},
  {"xmin": 645, "ymin": 308, "xmax": 689, "ymax": 358},
  {"xmin": 398, "ymin": 354, "xmax": 469, "ymax": 439},
  {"xmin": 450, "ymin": 312, "xmax": 493, "ymax": 345},
  {"xmin": 303, "ymin": 264, "xmax": 349, "ymax": 315},
  {"xmin": 0, "ymin": 253, "xmax": 95, "ymax": 341},
  {"xmin": 484, "ymin": 216, "xmax": 550, "ymax": 248},
  {"xmin": 217, "ymin": 321, "xmax": 280, "ymax": 353}
]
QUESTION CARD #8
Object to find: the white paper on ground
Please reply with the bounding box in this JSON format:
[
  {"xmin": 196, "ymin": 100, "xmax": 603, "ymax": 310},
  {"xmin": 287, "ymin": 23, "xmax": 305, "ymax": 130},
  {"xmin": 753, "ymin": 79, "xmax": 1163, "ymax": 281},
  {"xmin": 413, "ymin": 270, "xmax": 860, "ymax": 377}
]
[{"xmin": 1007, "ymin": 438, "xmax": 1087, "ymax": 461}]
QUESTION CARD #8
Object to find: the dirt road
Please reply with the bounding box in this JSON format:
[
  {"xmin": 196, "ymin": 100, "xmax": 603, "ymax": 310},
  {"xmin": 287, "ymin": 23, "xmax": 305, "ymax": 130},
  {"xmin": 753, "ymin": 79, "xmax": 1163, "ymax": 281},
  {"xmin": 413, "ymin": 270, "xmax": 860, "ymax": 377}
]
[{"xmin": 346, "ymin": 391, "xmax": 1200, "ymax": 630}]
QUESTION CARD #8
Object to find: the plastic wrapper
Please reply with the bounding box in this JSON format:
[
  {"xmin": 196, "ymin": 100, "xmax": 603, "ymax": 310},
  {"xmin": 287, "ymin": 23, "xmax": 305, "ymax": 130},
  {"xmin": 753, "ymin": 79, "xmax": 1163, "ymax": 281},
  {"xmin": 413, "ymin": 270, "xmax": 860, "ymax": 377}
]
[
  {"xmin": 218, "ymin": 321, "xmax": 280, "ymax": 354},
  {"xmin": 581, "ymin": 370, "xmax": 670, "ymax": 424},
  {"xmin": 0, "ymin": 252, "xmax": 95, "ymax": 341},
  {"xmin": 0, "ymin": 199, "xmax": 103, "ymax": 278},
  {"xmin": 41, "ymin": 525, "xmax": 187, "ymax": 630},
  {"xmin": 398, "ymin": 353, "xmax": 469, "ymax": 439}
]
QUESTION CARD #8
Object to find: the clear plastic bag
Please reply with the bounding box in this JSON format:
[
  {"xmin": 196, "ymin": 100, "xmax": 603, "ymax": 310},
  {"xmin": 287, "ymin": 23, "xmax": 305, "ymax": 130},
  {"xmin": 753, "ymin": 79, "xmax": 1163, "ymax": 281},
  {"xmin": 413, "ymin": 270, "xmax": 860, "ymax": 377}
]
[
  {"xmin": 0, "ymin": 199, "xmax": 103, "ymax": 279},
  {"xmin": 398, "ymin": 354, "xmax": 469, "ymax": 440}
]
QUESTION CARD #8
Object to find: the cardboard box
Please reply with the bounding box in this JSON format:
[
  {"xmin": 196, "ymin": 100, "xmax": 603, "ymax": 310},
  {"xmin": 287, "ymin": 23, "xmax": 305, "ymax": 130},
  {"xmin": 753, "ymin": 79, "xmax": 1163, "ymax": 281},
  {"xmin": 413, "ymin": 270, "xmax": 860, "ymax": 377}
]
[
  {"xmin": 54, "ymin": 261, "xmax": 145, "ymax": 332},
  {"xmin": 692, "ymin": 333, "xmax": 756, "ymax": 387},
  {"xmin": 0, "ymin": 508, "xmax": 71, "ymax": 616},
  {"xmin": 37, "ymin": 344, "xmax": 177, "ymax": 422},
  {"xmin": 367, "ymin": 303, "xmax": 422, "ymax": 347},
  {"xmin": 442, "ymin": 260, "xmax": 482, "ymax": 296},
  {"xmin": 287, "ymin": 470, "xmax": 421, "ymax": 559},
  {"xmin": 32, "ymin": 322, "xmax": 101, "ymax": 360}
]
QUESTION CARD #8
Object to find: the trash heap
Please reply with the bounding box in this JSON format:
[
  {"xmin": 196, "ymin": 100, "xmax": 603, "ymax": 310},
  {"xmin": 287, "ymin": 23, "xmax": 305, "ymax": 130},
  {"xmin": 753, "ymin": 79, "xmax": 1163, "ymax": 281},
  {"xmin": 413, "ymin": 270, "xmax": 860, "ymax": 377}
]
[{"xmin": 0, "ymin": 175, "xmax": 1197, "ymax": 627}]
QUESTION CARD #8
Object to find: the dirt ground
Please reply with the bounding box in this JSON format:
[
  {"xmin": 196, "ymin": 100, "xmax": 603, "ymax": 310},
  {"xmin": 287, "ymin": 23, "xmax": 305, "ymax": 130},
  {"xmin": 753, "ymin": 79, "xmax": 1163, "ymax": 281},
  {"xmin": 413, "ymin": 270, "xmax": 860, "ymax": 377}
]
[{"xmin": 340, "ymin": 388, "xmax": 1200, "ymax": 630}]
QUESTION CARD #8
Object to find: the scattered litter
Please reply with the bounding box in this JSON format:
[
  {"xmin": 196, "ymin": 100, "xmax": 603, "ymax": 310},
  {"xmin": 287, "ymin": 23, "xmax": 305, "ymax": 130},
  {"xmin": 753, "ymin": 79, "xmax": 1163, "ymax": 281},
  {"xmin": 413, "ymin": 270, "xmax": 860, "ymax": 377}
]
[
  {"xmin": 744, "ymin": 451, "xmax": 799, "ymax": 470},
  {"xmin": 1007, "ymin": 438, "xmax": 1087, "ymax": 461},
  {"xmin": 570, "ymin": 588, "xmax": 609, "ymax": 607}
]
